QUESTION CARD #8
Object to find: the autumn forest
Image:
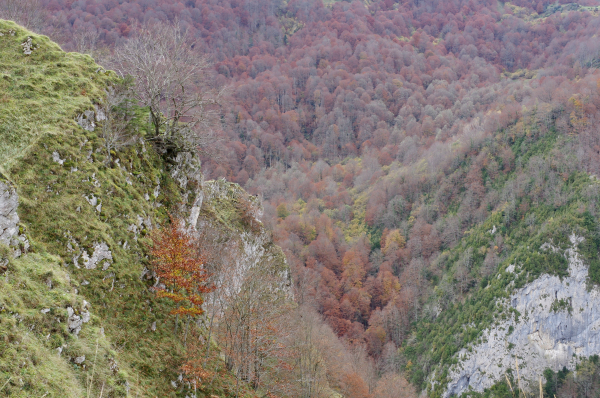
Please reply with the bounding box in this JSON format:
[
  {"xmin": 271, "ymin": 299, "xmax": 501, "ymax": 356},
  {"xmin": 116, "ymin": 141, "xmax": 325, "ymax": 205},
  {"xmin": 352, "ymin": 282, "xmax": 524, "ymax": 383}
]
[{"xmin": 4, "ymin": 0, "xmax": 600, "ymax": 396}]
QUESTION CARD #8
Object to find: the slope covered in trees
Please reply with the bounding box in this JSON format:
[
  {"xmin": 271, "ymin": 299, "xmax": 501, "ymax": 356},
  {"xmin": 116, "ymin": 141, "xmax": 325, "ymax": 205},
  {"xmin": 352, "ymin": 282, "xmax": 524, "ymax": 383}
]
[
  {"xmin": 0, "ymin": 17, "xmax": 410, "ymax": 398},
  {"xmin": 7, "ymin": 0, "xmax": 600, "ymax": 396}
]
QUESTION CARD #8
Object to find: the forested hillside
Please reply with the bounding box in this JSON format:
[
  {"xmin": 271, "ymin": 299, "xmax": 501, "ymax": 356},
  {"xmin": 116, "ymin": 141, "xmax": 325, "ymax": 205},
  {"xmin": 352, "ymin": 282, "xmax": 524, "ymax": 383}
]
[{"xmin": 5, "ymin": 0, "xmax": 600, "ymax": 396}]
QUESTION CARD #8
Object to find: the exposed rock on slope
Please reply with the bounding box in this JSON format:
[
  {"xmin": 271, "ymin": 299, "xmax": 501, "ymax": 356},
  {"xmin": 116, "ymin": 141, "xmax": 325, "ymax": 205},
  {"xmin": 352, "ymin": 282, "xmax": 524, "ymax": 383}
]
[
  {"xmin": 0, "ymin": 180, "xmax": 29, "ymax": 257},
  {"xmin": 0, "ymin": 181, "xmax": 19, "ymax": 247},
  {"xmin": 0, "ymin": 20, "xmax": 288, "ymax": 397},
  {"xmin": 445, "ymin": 234, "xmax": 600, "ymax": 397},
  {"xmin": 197, "ymin": 178, "xmax": 290, "ymax": 294}
]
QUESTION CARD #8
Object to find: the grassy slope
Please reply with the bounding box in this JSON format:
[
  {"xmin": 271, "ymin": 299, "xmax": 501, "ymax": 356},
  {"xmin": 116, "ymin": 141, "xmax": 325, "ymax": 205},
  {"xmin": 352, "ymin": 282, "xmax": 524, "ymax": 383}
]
[
  {"xmin": 0, "ymin": 20, "xmax": 110, "ymax": 172},
  {"xmin": 400, "ymin": 120, "xmax": 600, "ymax": 396},
  {"xmin": 0, "ymin": 20, "xmax": 265, "ymax": 397}
]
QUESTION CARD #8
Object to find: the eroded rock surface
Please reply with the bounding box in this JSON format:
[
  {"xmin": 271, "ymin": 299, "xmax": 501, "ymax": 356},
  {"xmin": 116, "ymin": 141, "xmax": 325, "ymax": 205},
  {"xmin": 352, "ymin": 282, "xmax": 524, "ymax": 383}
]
[
  {"xmin": 197, "ymin": 179, "xmax": 291, "ymax": 298},
  {"xmin": 0, "ymin": 181, "xmax": 19, "ymax": 246},
  {"xmin": 67, "ymin": 304, "xmax": 91, "ymax": 335},
  {"xmin": 76, "ymin": 110, "xmax": 96, "ymax": 131},
  {"xmin": 21, "ymin": 37, "xmax": 33, "ymax": 55},
  {"xmin": 444, "ymin": 234, "xmax": 600, "ymax": 397},
  {"xmin": 0, "ymin": 181, "xmax": 28, "ymax": 256},
  {"xmin": 82, "ymin": 242, "xmax": 113, "ymax": 270}
]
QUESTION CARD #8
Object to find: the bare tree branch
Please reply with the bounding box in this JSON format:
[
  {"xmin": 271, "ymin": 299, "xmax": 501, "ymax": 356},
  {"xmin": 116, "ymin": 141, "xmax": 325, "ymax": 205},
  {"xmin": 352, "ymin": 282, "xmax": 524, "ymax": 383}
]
[
  {"xmin": 111, "ymin": 20, "xmax": 226, "ymax": 156},
  {"xmin": 73, "ymin": 26, "xmax": 100, "ymax": 56},
  {"xmin": 0, "ymin": 0, "xmax": 46, "ymax": 33}
]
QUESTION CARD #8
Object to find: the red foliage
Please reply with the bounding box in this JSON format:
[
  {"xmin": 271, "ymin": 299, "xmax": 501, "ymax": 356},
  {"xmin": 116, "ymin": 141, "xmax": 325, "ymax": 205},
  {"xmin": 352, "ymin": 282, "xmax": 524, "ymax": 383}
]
[
  {"xmin": 39, "ymin": 0, "xmax": 600, "ymax": 386},
  {"xmin": 149, "ymin": 218, "xmax": 213, "ymax": 317}
]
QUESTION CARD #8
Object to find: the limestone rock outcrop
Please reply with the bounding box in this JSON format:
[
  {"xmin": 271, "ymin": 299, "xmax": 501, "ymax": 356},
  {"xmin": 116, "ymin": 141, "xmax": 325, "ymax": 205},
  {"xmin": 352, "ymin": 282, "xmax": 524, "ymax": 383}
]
[
  {"xmin": 82, "ymin": 242, "xmax": 113, "ymax": 270},
  {"xmin": 0, "ymin": 181, "xmax": 28, "ymax": 257},
  {"xmin": 0, "ymin": 181, "xmax": 19, "ymax": 247},
  {"xmin": 195, "ymin": 179, "xmax": 291, "ymax": 297},
  {"xmin": 444, "ymin": 234, "xmax": 600, "ymax": 397},
  {"xmin": 67, "ymin": 304, "xmax": 91, "ymax": 335},
  {"xmin": 76, "ymin": 110, "xmax": 96, "ymax": 131}
]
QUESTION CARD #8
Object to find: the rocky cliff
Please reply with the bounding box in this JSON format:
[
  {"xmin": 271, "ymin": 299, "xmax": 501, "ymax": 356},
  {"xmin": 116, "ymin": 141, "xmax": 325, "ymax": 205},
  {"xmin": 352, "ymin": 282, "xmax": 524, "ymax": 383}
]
[
  {"xmin": 197, "ymin": 179, "xmax": 290, "ymax": 293},
  {"xmin": 444, "ymin": 234, "xmax": 600, "ymax": 396}
]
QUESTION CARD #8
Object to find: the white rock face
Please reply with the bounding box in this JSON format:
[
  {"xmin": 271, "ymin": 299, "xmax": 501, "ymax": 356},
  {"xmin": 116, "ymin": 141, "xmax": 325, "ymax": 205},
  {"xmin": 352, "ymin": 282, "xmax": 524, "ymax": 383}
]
[
  {"xmin": 67, "ymin": 306, "xmax": 91, "ymax": 335},
  {"xmin": 52, "ymin": 151, "xmax": 65, "ymax": 165},
  {"xmin": 197, "ymin": 179, "xmax": 291, "ymax": 300},
  {"xmin": 21, "ymin": 37, "xmax": 33, "ymax": 55},
  {"xmin": 76, "ymin": 110, "xmax": 96, "ymax": 131},
  {"xmin": 444, "ymin": 234, "xmax": 600, "ymax": 397},
  {"xmin": 228, "ymin": 230, "xmax": 286, "ymax": 294},
  {"xmin": 188, "ymin": 190, "xmax": 203, "ymax": 229},
  {"xmin": 170, "ymin": 152, "xmax": 202, "ymax": 190},
  {"xmin": 0, "ymin": 181, "xmax": 29, "ymax": 256},
  {"xmin": 94, "ymin": 104, "xmax": 106, "ymax": 122},
  {"xmin": 0, "ymin": 182, "xmax": 19, "ymax": 247},
  {"xmin": 81, "ymin": 242, "xmax": 113, "ymax": 270}
]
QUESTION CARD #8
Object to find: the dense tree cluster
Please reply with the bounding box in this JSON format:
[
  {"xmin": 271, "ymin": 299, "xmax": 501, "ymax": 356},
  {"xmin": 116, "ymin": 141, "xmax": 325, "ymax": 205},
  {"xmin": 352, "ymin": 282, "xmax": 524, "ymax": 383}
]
[{"xmin": 28, "ymin": 0, "xmax": 600, "ymax": 395}]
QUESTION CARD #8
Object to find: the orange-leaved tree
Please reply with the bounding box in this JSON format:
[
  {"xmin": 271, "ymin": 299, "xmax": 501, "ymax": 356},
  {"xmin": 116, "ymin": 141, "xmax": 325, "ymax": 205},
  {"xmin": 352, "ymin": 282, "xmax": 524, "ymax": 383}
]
[
  {"xmin": 149, "ymin": 217, "xmax": 213, "ymax": 317},
  {"xmin": 149, "ymin": 217, "xmax": 215, "ymax": 389}
]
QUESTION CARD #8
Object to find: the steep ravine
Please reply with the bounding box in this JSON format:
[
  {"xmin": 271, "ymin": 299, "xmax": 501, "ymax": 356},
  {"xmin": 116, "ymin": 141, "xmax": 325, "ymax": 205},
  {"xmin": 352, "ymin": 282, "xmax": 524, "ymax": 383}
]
[{"xmin": 444, "ymin": 234, "xmax": 600, "ymax": 397}]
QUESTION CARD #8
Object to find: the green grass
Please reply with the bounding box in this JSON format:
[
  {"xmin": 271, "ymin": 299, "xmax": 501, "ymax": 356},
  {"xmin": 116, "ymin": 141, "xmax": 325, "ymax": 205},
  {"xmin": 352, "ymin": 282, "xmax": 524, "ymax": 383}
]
[
  {"xmin": 0, "ymin": 21, "xmax": 272, "ymax": 397},
  {"xmin": 0, "ymin": 252, "xmax": 88, "ymax": 397},
  {"xmin": 0, "ymin": 20, "xmax": 113, "ymax": 172}
]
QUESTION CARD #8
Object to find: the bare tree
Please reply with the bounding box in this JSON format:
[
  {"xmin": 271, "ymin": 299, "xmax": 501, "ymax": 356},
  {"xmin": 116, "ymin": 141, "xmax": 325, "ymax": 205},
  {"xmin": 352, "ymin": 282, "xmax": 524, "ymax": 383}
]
[
  {"xmin": 196, "ymin": 221, "xmax": 290, "ymax": 396},
  {"xmin": 112, "ymin": 20, "xmax": 225, "ymax": 154},
  {"xmin": 73, "ymin": 26, "xmax": 100, "ymax": 56},
  {"xmin": 214, "ymin": 257, "xmax": 288, "ymax": 395},
  {"xmin": 373, "ymin": 372, "xmax": 416, "ymax": 398},
  {"xmin": 286, "ymin": 307, "xmax": 331, "ymax": 398},
  {"xmin": 347, "ymin": 343, "xmax": 378, "ymax": 394},
  {"xmin": 0, "ymin": 0, "xmax": 46, "ymax": 32},
  {"xmin": 455, "ymin": 263, "xmax": 471, "ymax": 294}
]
